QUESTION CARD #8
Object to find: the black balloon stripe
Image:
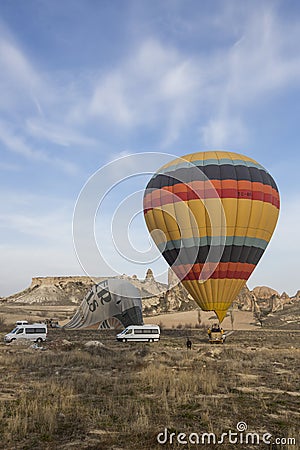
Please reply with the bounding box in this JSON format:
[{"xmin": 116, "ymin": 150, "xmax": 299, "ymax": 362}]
[
  {"xmin": 147, "ymin": 164, "xmax": 278, "ymax": 191},
  {"xmin": 162, "ymin": 245, "xmax": 264, "ymax": 266}
]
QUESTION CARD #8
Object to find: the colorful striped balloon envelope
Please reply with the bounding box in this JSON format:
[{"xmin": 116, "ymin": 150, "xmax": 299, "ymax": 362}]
[{"xmin": 143, "ymin": 151, "xmax": 280, "ymax": 323}]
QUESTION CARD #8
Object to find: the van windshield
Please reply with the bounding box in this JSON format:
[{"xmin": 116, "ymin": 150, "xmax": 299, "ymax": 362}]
[{"xmin": 11, "ymin": 328, "xmax": 18, "ymax": 334}]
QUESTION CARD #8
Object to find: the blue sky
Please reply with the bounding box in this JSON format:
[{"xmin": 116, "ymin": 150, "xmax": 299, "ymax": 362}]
[{"xmin": 0, "ymin": 0, "xmax": 300, "ymax": 296}]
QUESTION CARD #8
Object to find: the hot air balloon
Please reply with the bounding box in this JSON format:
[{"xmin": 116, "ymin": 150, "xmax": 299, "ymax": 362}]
[
  {"xmin": 65, "ymin": 279, "xmax": 143, "ymax": 330},
  {"xmin": 143, "ymin": 151, "xmax": 280, "ymax": 323}
]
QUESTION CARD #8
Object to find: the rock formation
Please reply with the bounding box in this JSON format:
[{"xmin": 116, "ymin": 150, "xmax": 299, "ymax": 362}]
[
  {"xmin": 145, "ymin": 268, "xmax": 154, "ymax": 281},
  {"xmin": 252, "ymin": 286, "xmax": 279, "ymax": 299},
  {"xmin": 233, "ymin": 285, "xmax": 254, "ymax": 311},
  {"xmin": 2, "ymin": 276, "xmax": 97, "ymax": 305},
  {"xmin": 251, "ymin": 286, "xmax": 291, "ymax": 314},
  {"xmin": 165, "ymin": 269, "xmax": 196, "ymax": 311}
]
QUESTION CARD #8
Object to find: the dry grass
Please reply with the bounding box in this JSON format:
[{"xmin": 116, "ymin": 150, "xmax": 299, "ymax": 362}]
[{"xmin": 0, "ymin": 329, "xmax": 299, "ymax": 449}]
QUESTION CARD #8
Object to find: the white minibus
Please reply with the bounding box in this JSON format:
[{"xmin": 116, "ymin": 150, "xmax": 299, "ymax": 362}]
[
  {"xmin": 116, "ymin": 325, "xmax": 160, "ymax": 342},
  {"xmin": 4, "ymin": 323, "xmax": 47, "ymax": 343}
]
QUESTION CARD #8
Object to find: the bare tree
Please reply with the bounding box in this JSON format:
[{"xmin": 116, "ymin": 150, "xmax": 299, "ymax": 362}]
[
  {"xmin": 197, "ymin": 309, "xmax": 202, "ymax": 327},
  {"xmin": 230, "ymin": 309, "xmax": 234, "ymax": 330}
]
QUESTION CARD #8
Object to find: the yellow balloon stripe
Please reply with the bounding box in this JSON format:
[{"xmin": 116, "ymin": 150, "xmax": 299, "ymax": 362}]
[
  {"xmin": 182, "ymin": 278, "xmax": 246, "ymax": 312},
  {"xmin": 144, "ymin": 198, "xmax": 279, "ymax": 243}
]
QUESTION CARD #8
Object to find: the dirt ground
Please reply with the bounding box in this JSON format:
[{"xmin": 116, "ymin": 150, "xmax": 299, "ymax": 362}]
[
  {"xmin": 0, "ymin": 326, "xmax": 299, "ymax": 450},
  {"xmin": 144, "ymin": 309, "xmax": 257, "ymax": 330},
  {"xmin": 0, "ymin": 304, "xmax": 76, "ymax": 328}
]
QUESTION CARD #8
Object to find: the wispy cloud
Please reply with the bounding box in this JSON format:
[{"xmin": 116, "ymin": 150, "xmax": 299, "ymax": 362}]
[
  {"xmin": 2, "ymin": 6, "xmax": 300, "ymax": 154},
  {"xmin": 0, "ymin": 121, "xmax": 78, "ymax": 174},
  {"xmin": 199, "ymin": 8, "xmax": 300, "ymax": 147},
  {"xmin": 0, "ymin": 121, "xmax": 46, "ymax": 160},
  {"xmin": 225, "ymin": 10, "xmax": 300, "ymax": 103},
  {"xmin": 0, "ymin": 37, "xmax": 39, "ymax": 87},
  {"xmin": 26, "ymin": 118, "xmax": 97, "ymax": 148},
  {"xmin": 0, "ymin": 30, "xmax": 95, "ymax": 167},
  {"xmin": 85, "ymin": 39, "xmax": 200, "ymax": 146},
  {"xmin": 0, "ymin": 29, "xmax": 47, "ymax": 115},
  {"xmin": 70, "ymin": 8, "xmax": 300, "ymax": 148},
  {"xmin": 200, "ymin": 117, "xmax": 248, "ymax": 148},
  {"xmin": 90, "ymin": 73, "xmax": 134, "ymax": 126}
]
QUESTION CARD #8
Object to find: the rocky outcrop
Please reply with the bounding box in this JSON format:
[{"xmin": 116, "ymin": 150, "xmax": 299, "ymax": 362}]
[
  {"xmin": 234, "ymin": 285, "xmax": 255, "ymax": 311},
  {"xmin": 165, "ymin": 269, "xmax": 196, "ymax": 311},
  {"xmin": 263, "ymin": 301, "xmax": 300, "ymax": 329},
  {"xmin": 252, "ymin": 286, "xmax": 279, "ymax": 299},
  {"xmin": 3, "ymin": 276, "xmax": 97, "ymax": 305},
  {"xmin": 145, "ymin": 268, "xmax": 154, "ymax": 281},
  {"xmin": 141, "ymin": 269, "xmax": 196, "ymax": 315},
  {"xmin": 292, "ymin": 290, "xmax": 300, "ymax": 299},
  {"xmin": 252, "ymin": 286, "xmax": 292, "ymax": 314}
]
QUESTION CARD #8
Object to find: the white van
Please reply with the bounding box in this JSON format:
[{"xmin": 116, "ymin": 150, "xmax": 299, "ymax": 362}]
[
  {"xmin": 116, "ymin": 325, "xmax": 160, "ymax": 342},
  {"xmin": 4, "ymin": 323, "xmax": 47, "ymax": 343}
]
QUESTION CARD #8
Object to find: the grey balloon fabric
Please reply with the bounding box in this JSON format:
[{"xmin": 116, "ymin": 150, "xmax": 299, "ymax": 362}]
[{"xmin": 64, "ymin": 279, "xmax": 143, "ymax": 329}]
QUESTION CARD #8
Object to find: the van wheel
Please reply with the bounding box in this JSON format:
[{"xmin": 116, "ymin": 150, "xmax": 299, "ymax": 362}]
[
  {"xmin": 36, "ymin": 338, "xmax": 43, "ymax": 343},
  {"xmin": 122, "ymin": 338, "xmax": 127, "ymax": 343},
  {"xmin": 149, "ymin": 338, "xmax": 153, "ymax": 343}
]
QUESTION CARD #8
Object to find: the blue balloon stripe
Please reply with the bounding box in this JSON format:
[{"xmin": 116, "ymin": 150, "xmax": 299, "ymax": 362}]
[{"xmin": 160, "ymin": 158, "xmax": 265, "ymax": 175}]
